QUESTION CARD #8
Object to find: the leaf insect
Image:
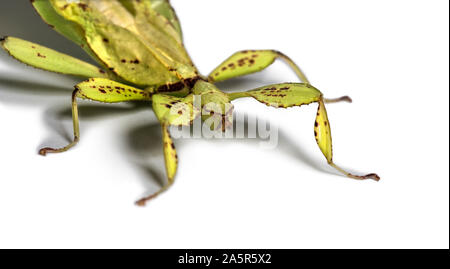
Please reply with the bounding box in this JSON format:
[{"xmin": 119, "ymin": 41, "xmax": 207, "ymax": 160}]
[{"xmin": 1, "ymin": 0, "xmax": 380, "ymax": 206}]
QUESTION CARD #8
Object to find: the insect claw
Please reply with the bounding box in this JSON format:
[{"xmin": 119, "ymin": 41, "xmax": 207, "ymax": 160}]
[
  {"xmin": 365, "ymin": 173, "xmax": 381, "ymax": 181},
  {"xmin": 135, "ymin": 199, "xmax": 147, "ymax": 207},
  {"xmin": 348, "ymin": 172, "xmax": 381, "ymax": 181},
  {"xmin": 340, "ymin": 96, "xmax": 353, "ymax": 103},
  {"xmin": 135, "ymin": 195, "xmax": 156, "ymax": 207},
  {"xmin": 324, "ymin": 95, "xmax": 353, "ymax": 104},
  {"xmin": 330, "ymin": 163, "xmax": 380, "ymax": 181},
  {"xmin": 344, "ymin": 171, "xmax": 381, "ymax": 181},
  {"xmin": 38, "ymin": 138, "xmax": 79, "ymax": 156},
  {"xmin": 38, "ymin": 147, "xmax": 53, "ymax": 156},
  {"xmin": 135, "ymin": 184, "xmax": 173, "ymax": 206}
]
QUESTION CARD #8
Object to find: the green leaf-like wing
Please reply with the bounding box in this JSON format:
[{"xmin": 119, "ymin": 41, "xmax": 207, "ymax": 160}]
[
  {"xmin": 48, "ymin": 0, "xmax": 196, "ymax": 87},
  {"xmin": 150, "ymin": 0, "xmax": 183, "ymax": 40},
  {"xmin": 31, "ymin": 0, "xmax": 109, "ymax": 69},
  {"xmin": 118, "ymin": 0, "xmax": 183, "ymax": 42},
  {"xmin": 31, "ymin": 0, "xmax": 85, "ymax": 47},
  {"xmin": 132, "ymin": 2, "xmax": 189, "ymax": 64},
  {"xmin": 84, "ymin": 22, "xmax": 180, "ymax": 87}
]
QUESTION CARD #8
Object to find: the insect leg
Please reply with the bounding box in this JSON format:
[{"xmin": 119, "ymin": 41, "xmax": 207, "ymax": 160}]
[
  {"xmin": 135, "ymin": 123, "xmax": 177, "ymax": 206},
  {"xmin": 314, "ymin": 99, "xmax": 380, "ymax": 181},
  {"xmin": 39, "ymin": 78, "xmax": 151, "ymax": 156},
  {"xmin": 39, "ymin": 89, "xmax": 80, "ymax": 156},
  {"xmin": 228, "ymin": 83, "xmax": 380, "ymax": 181},
  {"xmin": 324, "ymin": 96, "xmax": 353, "ymax": 104},
  {"xmin": 135, "ymin": 93, "xmax": 200, "ymax": 206},
  {"xmin": 208, "ymin": 50, "xmax": 309, "ymax": 83},
  {"xmin": 209, "ymin": 50, "xmax": 350, "ymax": 103}
]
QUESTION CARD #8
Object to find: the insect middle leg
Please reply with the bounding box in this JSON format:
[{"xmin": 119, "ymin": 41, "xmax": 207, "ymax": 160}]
[{"xmin": 228, "ymin": 83, "xmax": 380, "ymax": 181}]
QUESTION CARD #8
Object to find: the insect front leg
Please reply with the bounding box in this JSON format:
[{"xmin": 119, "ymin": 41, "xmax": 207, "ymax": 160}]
[
  {"xmin": 39, "ymin": 78, "xmax": 152, "ymax": 156},
  {"xmin": 208, "ymin": 50, "xmax": 309, "ymax": 83},
  {"xmin": 208, "ymin": 50, "xmax": 350, "ymax": 104}
]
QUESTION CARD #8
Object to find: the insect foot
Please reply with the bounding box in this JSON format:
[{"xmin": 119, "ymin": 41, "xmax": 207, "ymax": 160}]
[
  {"xmin": 135, "ymin": 185, "xmax": 171, "ymax": 206},
  {"xmin": 348, "ymin": 172, "xmax": 381, "ymax": 181},
  {"xmin": 365, "ymin": 173, "xmax": 381, "ymax": 181},
  {"xmin": 38, "ymin": 137, "xmax": 80, "ymax": 156},
  {"xmin": 38, "ymin": 147, "xmax": 53, "ymax": 156},
  {"xmin": 324, "ymin": 95, "xmax": 353, "ymax": 104},
  {"xmin": 135, "ymin": 196, "xmax": 156, "ymax": 207},
  {"xmin": 330, "ymin": 163, "xmax": 381, "ymax": 181}
]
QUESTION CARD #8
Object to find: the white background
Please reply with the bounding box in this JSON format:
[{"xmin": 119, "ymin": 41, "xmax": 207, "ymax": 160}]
[{"xmin": 0, "ymin": 0, "xmax": 448, "ymax": 249}]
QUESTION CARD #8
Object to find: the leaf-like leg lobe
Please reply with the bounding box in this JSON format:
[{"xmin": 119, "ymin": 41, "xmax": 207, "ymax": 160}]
[
  {"xmin": 1, "ymin": 36, "xmax": 108, "ymax": 78},
  {"xmin": 208, "ymin": 50, "xmax": 309, "ymax": 84}
]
